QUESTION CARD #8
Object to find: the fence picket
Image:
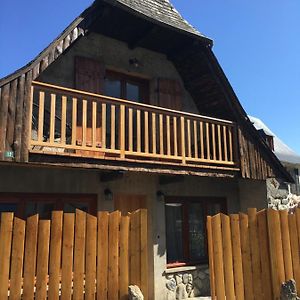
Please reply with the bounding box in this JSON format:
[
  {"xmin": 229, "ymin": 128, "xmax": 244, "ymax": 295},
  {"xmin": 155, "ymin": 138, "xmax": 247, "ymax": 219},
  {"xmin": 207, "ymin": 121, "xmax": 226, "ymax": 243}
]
[
  {"xmin": 288, "ymin": 213, "xmax": 300, "ymax": 294},
  {"xmin": 221, "ymin": 214, "xmax": 235, "ymax": 300},
  {"xmin": 23, "ymin": 214, "xmax": 39, "ymax": 300},
  {"xmin": 130, "ymin": 210, "xmax": 141, "ymax": 288},
  {"xmin": 97, "ymin": 212, "xmax": 109, "ymax": 300},
  {"xmin": 48, "ymin": 211, "xmax": 63, "ymax": 300},
  {"xmin": 247, "ymin": 208, "xmax": 262, "ymax": 299},
  {"xmin": 36, "ymin": 220, "xmax": 51, "ymax": 300},
  {"xmin": 257, "ymin": 210, "xmax": 273, "ymax": 300},
  {"xmin": 267, "ymin": 209, "xmax": 285, "ymax": 299},
  {"xmin": 239, "ymin": 213, "xmax": 254, "ymax": 300},
  {"xmin": 207, "ymin": 216, "xmax": 216, "ymax": 300},
  {"xmin": 0, "ymin": 213, "xmax": 14, "ymax": 300},
  {"xmin": 211, "ymin": 214, "xmax": 225, "ymax": 300},
  {"xmin": 108, "ymin": 211, "xmax": 121, "ymax": 300},
  {"xmin": 280, "ymin": 210, "xmax": 293, "ymax": 280},
  {"xmin": 73, "ymin": 210, "xmax": 86, "ymax": 300},
  {"xmin": 120, "ymin": 215, "xmax": 130, "ymax": 300},
  {"xmin": 85, "ymin": 214, "xmax": 97, "ymax": 300},
  {"xmin": 230, "ymin": 214, "xmax": 244, "ymax": 300},
  {"xmin": 61, "ymin": 213, "xmax": 75, "ymax": 300},
  {"xmin": 9, "ymin": 217, "xmax": 26, "ymax": 300}
]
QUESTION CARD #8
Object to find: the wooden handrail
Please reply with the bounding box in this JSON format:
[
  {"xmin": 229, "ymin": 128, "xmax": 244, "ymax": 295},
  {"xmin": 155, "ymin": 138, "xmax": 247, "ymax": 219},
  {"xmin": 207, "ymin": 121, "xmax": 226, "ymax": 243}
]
[{"xmin": 32, "ymin": 81, "xmax": 235, "ymax": 126}]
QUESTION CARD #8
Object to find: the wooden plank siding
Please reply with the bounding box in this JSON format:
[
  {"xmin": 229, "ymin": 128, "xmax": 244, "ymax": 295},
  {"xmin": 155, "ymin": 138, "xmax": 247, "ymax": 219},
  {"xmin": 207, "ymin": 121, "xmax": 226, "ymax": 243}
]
[
  {"xmin": 208, "ymin": 208, "xmax": 300, "ymax": 300},
  {"xmin": 0, "ymin": 209, "xmax": 148, "ymax": 299},
  {"xmin": 238, "ymin": 126, "xmax": 277, "ymax": 180}
]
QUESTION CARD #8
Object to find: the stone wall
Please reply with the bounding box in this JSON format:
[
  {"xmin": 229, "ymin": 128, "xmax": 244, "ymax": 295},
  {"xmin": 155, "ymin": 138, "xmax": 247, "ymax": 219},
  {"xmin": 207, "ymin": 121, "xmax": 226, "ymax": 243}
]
[
  {"xmin": 267, "ymin": 177, "xmax": 300, "ymax": 211},
  {"xmin": 165, "ymin": 265, "xmax": 210, "ymax": 300}
]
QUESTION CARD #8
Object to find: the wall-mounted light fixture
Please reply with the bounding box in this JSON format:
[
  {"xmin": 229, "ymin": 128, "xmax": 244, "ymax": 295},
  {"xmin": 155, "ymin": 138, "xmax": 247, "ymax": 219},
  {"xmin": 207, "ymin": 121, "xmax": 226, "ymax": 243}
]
[
  {"xmin": 104, "ymin": 188, "xmax": 113, "ymax": 201},
  {"xmin": 129, "ymin": 58, "xmax": 142, "ymax": 68},
  {"xmin": 156, "ymin": 190, "xmax": 165, "ymax": 202}
]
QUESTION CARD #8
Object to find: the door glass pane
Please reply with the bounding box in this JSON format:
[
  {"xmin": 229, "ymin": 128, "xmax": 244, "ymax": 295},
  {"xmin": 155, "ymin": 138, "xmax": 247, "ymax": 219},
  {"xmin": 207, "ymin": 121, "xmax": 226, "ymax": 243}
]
[
  {"xmin": 64, "ymin": 202, "xmax": 89, "ymax": 213},
  {"xmin": 105, "ymin": 78, "xmax": 121, "ymax": 98},
  {"xmin": 189, "ymin": 202, "xmax": 205, "ymax": 260},
  {"xmin": 126, "ymin": 82, "xmax": 140, "ymax": 102},
  {"xmin": 25, "ymin": 201, "xmax": 55, "ymax": 219},
  {"xmin": 165, "ymin": 203, "xmax": 184, "ymax": 262}
]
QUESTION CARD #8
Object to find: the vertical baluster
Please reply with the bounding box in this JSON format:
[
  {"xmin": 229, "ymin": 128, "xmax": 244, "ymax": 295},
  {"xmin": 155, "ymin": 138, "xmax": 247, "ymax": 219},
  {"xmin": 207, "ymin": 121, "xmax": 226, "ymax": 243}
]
[
  {"xmin": 166, "ymin": 116, "xmax": 171, "ymax": 156},
  {"xmin": 50, "ymin": 93, "xmax": 56, "ymax": 144},
  {"xmin": 128, "ymin": 108, "xmax": 133, "ymax": 152},
  {"xmin": 229, "ymin": 126, "xmax": 233, "ymax": 162},
  {"xmin": 92, "ymin": 101, "xmax": 97, "ymax": 148},
  {"xmin": 137, "ymin": 109, "xmax": 141, "ymax": 153},
  {"xmin": 173, "ymin": 116, "xmax": 178, "ymax": 156},
  {"xmin": 159, "ymin": 114, "xmax": 164, "ymax": 155},
  {"xmin": 71, "ymin": 97, "xmax": 77, "ymax": 146},
  {"xmin": 206, "ymin": 122, "xmax": 210, "ymax": 160},
  {"xmin": 193, "ymin": 120, "xmax": 198, "ymax": 159},
  {"xmin": 187, "ymin": 119, "xmax": 191, "ymax": 158},
  {"xmin": 111, "ymin": 105, "xmax": 116, "ymax": 150},
  {"xmin": 212, "ymin": 123, "xmax": 216, "ymax": 161},
  {"xmin": 152, "ymin": 113, "xmax": 156, "ymax": 154},
  {"xmin": 200, "ymin": 121, "xmax": 204, "ymax": 159},
  {"xmin": 218, "ymin": 124, "xmax": 222, "ymax": 161},
  {"xmin": 101, "ymin": 103, "xmax": 106, "ymax": 149},
  {"xmin": 144, "ymin": 111, "xmax": 149, "ymax": 153},
  {"xmin": 38, "ymin": 91, "xmax": 45, "ymax": 143},
  {"xmin": 223, "ymin": 125, "xmax": 228, "ymax": 162},
  {"xmin": 82, "ymin": 100, "xmax": 87, "ymax": 147},
  {"xmin": 61, "ymin": 96, "xmax": 67, "ymax": 145},
  {"xmin": 120, "ymin": 105, "xmax": 125, "ymax": 158},
  {"xmin": 180, "ymin": 116, "xmax": 186, "ymax": 163}
]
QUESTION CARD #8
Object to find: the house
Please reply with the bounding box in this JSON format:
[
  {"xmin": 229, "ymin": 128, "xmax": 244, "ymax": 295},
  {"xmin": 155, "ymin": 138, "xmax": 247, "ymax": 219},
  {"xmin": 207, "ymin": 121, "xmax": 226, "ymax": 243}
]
[
  {"xmin": 0, "ymin": 0, "xmax": 293, "ymax": 299},
  {"xmin": 250, "ymin": 116, "xmax": 300, "ymax": 210}
]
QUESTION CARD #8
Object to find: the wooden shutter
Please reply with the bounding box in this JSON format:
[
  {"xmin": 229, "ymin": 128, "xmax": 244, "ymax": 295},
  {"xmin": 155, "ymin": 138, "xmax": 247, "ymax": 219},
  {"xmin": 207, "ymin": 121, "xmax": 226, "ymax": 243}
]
[
  {"xmin": 75, "ymin": 56, "xmax": 105, "ymax": 93},
  {"xmin": 157, "ymin": 78, "xmax": 182, "ymax": 111},
  {"xmin": 74, "ymin": 57, "xmax": 105, "ymax": 153}
]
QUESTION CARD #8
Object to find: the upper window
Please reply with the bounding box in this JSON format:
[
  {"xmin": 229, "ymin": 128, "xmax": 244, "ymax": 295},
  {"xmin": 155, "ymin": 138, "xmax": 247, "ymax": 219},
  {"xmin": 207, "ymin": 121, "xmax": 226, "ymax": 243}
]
[
  {"xmin": 104, "ymin": 71, "xmax": 149, "ymax": 103},
  {"xmin": 165, "ymin": 197, "xmax": 226, "ymax": 267}
]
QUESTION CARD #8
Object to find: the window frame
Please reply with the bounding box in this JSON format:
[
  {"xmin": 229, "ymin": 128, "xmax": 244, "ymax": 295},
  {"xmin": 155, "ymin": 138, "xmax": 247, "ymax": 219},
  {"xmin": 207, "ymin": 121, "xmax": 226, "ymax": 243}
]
[
  {"xmin": 165, "ymin": 196, "xmax": 227, "ymax": 268},
  {"xmin": 0, "ymin": 193, "xmax": 97, "ymax": 219},
  {"xmin": 105, "ymin": 70, "xmax": 150, "ymax": 103}
]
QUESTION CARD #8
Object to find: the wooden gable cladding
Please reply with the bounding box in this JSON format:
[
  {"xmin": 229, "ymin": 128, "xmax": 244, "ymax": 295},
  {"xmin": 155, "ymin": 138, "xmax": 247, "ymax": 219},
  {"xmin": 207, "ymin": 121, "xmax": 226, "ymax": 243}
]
[{"xmin": 238, "ymin": 126, "xmax": 276, "ymax": 180}]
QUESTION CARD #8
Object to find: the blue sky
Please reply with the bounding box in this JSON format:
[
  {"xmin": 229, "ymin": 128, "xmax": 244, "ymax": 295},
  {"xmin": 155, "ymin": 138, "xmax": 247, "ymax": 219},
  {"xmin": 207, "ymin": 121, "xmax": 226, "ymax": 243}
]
[{"xmin": 1, "ymin": 0, "xmax": 299, "ymax": 154}]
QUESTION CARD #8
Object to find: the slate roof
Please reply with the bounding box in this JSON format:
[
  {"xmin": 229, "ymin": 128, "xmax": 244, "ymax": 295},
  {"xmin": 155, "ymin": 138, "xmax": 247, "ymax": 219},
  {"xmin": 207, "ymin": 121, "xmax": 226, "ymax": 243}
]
[
  {"xmin": 249, "ymin": 116, "xmax": 300, "ymax": 165},
  {"xmin": 106, "ymin": 0, "xmax": 209, "ymax": 40}
]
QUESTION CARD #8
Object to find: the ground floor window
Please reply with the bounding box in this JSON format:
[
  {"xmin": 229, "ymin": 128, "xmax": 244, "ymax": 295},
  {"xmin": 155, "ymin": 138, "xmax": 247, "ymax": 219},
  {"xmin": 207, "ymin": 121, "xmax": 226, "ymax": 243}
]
[
  {"xmin": 165, "ymin": 197, "xmax": 226, "ymax": 267},
  {"xmin": 0, "ymin": 193, "xmax": 97, "ymax": 219}
]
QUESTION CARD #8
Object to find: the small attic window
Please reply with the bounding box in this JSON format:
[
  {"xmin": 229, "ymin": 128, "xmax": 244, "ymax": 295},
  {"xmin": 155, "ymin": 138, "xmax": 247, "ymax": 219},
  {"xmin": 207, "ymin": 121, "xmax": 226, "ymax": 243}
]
[{"xmin": 257, "ymin": 129, "xmax": 274, "ymax": 151}]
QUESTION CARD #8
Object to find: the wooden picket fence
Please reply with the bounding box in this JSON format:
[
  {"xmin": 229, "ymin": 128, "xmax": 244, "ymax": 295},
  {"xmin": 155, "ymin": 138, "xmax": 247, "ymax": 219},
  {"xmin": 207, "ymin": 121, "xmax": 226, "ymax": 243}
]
[
  {"xmin": 0, "ymin": 209, "xmax": 148, "ymax": 300},
  {"xmin": 207, "ymin": 208, "xmax": 300, "ymax": 300}
]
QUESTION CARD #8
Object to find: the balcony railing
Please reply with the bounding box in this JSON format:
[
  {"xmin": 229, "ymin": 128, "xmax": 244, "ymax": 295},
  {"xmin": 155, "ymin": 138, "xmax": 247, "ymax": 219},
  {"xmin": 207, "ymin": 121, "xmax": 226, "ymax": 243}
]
[{"xmin": 29, "ymin": 81, "xmax": 238, "ymax": 169}]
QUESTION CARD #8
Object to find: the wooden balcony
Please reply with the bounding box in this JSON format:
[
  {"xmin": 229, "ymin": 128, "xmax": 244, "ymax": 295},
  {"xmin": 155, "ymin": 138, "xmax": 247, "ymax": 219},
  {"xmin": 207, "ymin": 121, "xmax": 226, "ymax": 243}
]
[{"xmin": 29, "ymin": 81, "xmax": 238, "ymax": 171}]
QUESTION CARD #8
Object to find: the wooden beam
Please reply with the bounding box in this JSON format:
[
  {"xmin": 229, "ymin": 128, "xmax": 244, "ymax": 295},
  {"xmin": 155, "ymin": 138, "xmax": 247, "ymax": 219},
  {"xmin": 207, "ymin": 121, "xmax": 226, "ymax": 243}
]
[{"xmin": 100, "ymin": 171, "xmax": 125, "ymax": 182}]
